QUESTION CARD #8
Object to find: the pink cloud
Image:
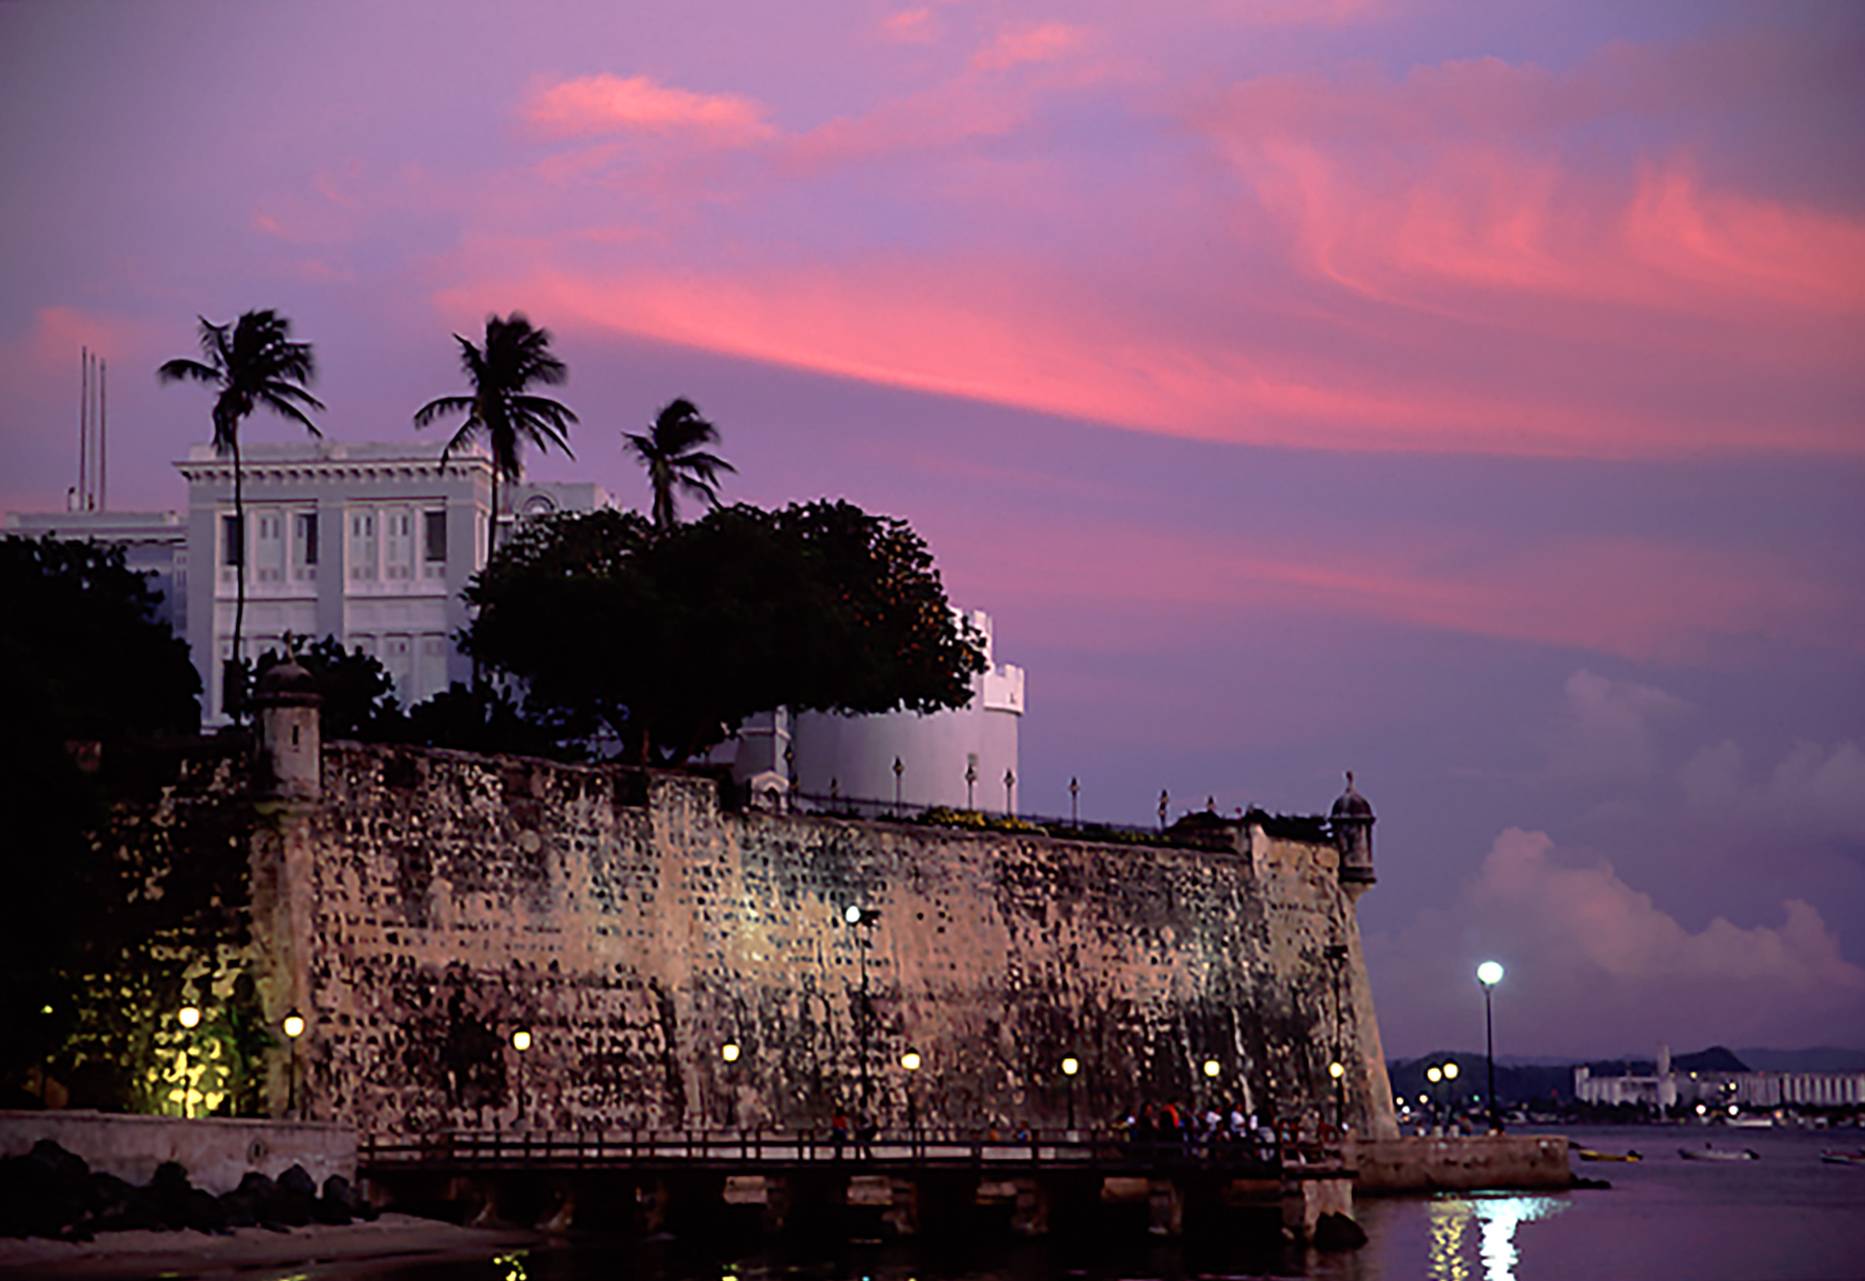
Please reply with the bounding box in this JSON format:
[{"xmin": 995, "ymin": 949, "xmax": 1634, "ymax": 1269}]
[
  {"xmin": 971, "ymin": 21, "xmax": 1088, "ymax": 72},
  {"xmin": 878, "ymin": 7, "xmax": 937, "ymax": 44},
  {"xmin": 434, "ymin": 260, "xmax": 1860, "ymax": 462},
  {"xmin": 523, "ymin": 74, "xmax": 775, "ymax": 145},
  {"xmin": 1198, "ymin": 51, "xmax": 1865, "ymax": 318},
  {"xmin": 917, "ymin": 501, "xmax": 1853, "ymax": 663},
  {"xmin": 1369, "ymin": 828, "xmax": 1865, "ymax": 1055}
]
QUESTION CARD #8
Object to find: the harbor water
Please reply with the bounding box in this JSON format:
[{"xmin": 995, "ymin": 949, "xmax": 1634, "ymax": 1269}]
[{"xmin": 351, "ymin": 1126, "xmax": 1865, "ymax": 1281}]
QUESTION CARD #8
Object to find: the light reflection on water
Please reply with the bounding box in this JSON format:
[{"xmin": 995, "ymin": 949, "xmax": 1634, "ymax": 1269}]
[{"xmin": 1427, "ymin": 1195, "xmax": 1569, "ymax": 1281}]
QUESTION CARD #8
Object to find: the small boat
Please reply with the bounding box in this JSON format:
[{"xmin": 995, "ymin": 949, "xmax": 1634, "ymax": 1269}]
[
  {"xmin": 1820, "ymin": 1150, "xmax": 1865, "ymax": 1167},
  {"xmin": 1680, "ymin": 1144, "xmax": 1758, "ymax": 1162},
  {"xmin": 1577, "ymin": 1148, "xmax": 1643, "ymax": 1163}
]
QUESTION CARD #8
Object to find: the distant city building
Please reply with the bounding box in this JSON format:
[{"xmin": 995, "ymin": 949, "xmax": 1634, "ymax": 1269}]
[{"xmin": 1575, "ymin": 1044, "xmax": 1865, "ymax": 1111}]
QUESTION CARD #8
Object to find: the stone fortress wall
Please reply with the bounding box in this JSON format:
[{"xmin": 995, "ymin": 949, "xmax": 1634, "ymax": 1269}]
[{"xmin": 100, "ymin": 692, "xmax": 1399, "ymax": 1143}]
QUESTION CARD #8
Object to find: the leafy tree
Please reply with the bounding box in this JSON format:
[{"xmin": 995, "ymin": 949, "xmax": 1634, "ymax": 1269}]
[
  {"xmin": 404, "ymin": 682, "xmax": 568, "ymax": 758},
  {"xmin": 158, "ymin": 310, "xmax": 323, "ymax": 716},
  {"xmin": 623, "ymin": 397, "xmax": 735, "ymax": 529},
  {"xmin": 0, "ymin": 535, "xmax": 201, "ymax": 738},
  {"xmin": 0, "ymin": 536, "xmax": 202, "ymax": 1098},
  {"xmin": 463, "ymin": 501, "xmax": 985, "ymax": 762},
  {"xmin": 413, "ymin": 313, "xmax": 577, "ymax": 560},
  {"xmin": 248, "ymin": 635, "xmax": 404, "ymax": 740}
]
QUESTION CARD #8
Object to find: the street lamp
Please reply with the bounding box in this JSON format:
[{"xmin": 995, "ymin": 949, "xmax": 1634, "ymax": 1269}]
[
  {"xmin": 893, "ymin": 757, "xmax": 905, "ymax": 814},
  {"xmin": 282, "ymin": 1011, "xmax": 305, "ymax": 1119},
  {"xmin": 1328, "ymin": 1060, "xmax": 1346, "ymax": 1130},
  {"xmin": 1477, "ymin": 961, "xmax": 1504, "ymax": 1132},
  {"xmin": 1426, "ymin": 1065, "xmax": 1443, "ymax": 1131},
  {"xmin": 1069, "ymin": 777, "xmax": 1079, "ymax": 827},
  {"xmin": 843, "ymin": 906, "xmax": 879, "ymax": 1120},
  {"xmin": 1202, "ymin": 1058, "xmax": 1221, "ymax": 1079},
  {"xmin": 511, "ymin": 1027, "xmax": 532, "ymax": 1125},
  {"xmin": 1061, "ymin": 1055, "xmax": 1081, "ymax": 1133},
  {"xmin": 177, "ymin": 1005, "xmax": 203, "ymax": 1119},
  {"xmin": 720, "ymin": 1042, "xmax": 742, "ymax": 1129},
  {"xmin": 900, "ymin": 1050, "xmax": 922, "ymax": 1136},
  {"xmin": 1443, "ymin": 1061, "xmax": 1460, "ymax": 1123}
]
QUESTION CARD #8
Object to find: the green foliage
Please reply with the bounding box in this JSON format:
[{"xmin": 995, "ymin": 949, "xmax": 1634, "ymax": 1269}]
[
  {"xmin": 404, "ymin": 682, "xmax": 570, "ymax": 758},
  {"xmin": 414, "ymin": 312, "xmax": 577, "ymax": 560},
  {"xmin": 0, "ymin": 536, "xmax": 201, "ymax": 739},
  {"xmin": 623, "ymin": 397, "xmax": 735, "ymax": 528},
  {"xmin": 0, "ymin": 535, "xmax": 208, "ymax": 1099},
  {"xmin": 463, "ymin": 501, "xmax": 986, "ymax": 761},
  {"xmin": 248, "ymin": 635, "xmax": 404, "ymax": 740}
]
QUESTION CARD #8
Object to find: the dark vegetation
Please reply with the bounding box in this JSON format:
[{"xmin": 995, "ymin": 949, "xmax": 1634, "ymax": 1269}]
[
  {"xmin": 464, "ymin": 502, "xmax": 986, "ymax": 762},
  {"xmin": 0, "ymin": 537, "xmax": 201, "ymax": 1096}
]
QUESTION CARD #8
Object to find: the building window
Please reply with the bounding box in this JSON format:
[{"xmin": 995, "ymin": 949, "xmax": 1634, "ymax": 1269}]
[
  {"xmin": 295, "ymin": 512, "xmax": 318, "ymax": 568},
  {"xmin": 423, "ymin": 510, "xmax": 447, "ymax": 563},
  {"xmin": 221, "ymin": 514, "xmax": 242, "ymax": 567},
  {"xmin": 348, "ymin": 511, "xmax": 376, "ymax": 581}
]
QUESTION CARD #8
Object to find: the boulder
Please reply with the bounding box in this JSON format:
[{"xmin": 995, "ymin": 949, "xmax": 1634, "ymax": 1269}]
[
  {"xmin": 1313, "ymin": 1211, "xmax": 1369, "ymax": 1251},
  {"xmin": 147, "ymin": 1161, "xmax": 195, "ymax": 1231}
]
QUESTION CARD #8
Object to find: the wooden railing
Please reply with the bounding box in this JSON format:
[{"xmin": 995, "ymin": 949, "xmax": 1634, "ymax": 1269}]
[{"xmin": 359, "ymin": 1127, "xmax": 1344, "ymax": 1176}]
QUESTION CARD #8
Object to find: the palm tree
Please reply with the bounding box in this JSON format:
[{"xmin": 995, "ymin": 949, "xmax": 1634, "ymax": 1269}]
[
  {"xmin": 158, "ymin": 310, "xmax": 323, "ymax": 717},
  {"xmin": 413, "ymin": 313, "xmax": 577, "ymax": 562},
  {"xmin": 624, "ymin": 398, "xmax": 735, "ymax": 529}
]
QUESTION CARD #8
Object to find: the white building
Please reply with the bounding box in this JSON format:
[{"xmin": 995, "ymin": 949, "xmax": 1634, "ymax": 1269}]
[
  {"xmin": 173, "ymin": 440, "xmax": 607, "ymax": 721},
  {"xmin": 9, "ymin": 439, "xmax": 1024, "ymax": 795},
  {"xmin": 1575, "ymin": 1046, "xmax": 1865, "ymax": 1112},
  {"xmin": 3, "ymin": 508, "xmax": 189, "ymax": 634},
  {"xmin": 725, "ymin": 608, "xmax": 1026, "ymax": 813}
]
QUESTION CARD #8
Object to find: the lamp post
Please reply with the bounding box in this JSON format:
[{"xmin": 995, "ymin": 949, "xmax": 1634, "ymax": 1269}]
[
  {"xmin": 1069, "ymin": 777, "xmax": 1079, "ymax": 828},
  {"xmin": 1328, "ymin": 1060, "xmax": 1346, "ymax": 1130},
  {"xmin": 721, "ymin": 1041, "xmax": 741, "ymax": 1129},
  {"xmin": 511, "ymin": 1027, "xmax": 532, "ymax": 1125},
  {"xmin": 282, "ymin": 1012, "xmax": 306, "ymax": 1119},
  {"xmin": 893, "ymin": 757, "xmax": 905, "ymax": 814},
  {"xmin": 1426, "ymin": 1064, "xmax": 1443, "ymax": 1132},
  {"xmin": 1443, "ymin": 1061, "xmax": 1460, "ymax": 1126},
  {"xmin": 1477, "ymin": 960, "xmax": 1504, "ymax": 1132},
  {"xmin": 177, "ymin": 1005, "xmax": 202, "ymax": 1119},
  {"xmin": 1003, "ymin": 768, "xmax": 1016, "ymax": 815},
  {"xmin": 1061, "ymin": 1055, "xmax": 1080, "ymax": 1135},
  {"xmin": 901, "ymin": 1050, "xmax": 922, "ymax": 1142},
  {"xmin": 844, "ymin": 905, "xmax": 878, "ymax": 1122},
  {"xmin": 1159, "ymin": 790, "xmax": 1169, "ymax": 830}
]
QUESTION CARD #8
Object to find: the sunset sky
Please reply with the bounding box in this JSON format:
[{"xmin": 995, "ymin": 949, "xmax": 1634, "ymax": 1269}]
[{"xmin": 3, "ymin": 0, "xmax": 1861, "ymax": 1058}]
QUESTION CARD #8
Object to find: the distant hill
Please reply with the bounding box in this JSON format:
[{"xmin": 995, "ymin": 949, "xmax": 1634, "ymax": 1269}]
[{"xmin": 1735, "ymin": 1047, "xmax": 1865, "ymax": 1072}]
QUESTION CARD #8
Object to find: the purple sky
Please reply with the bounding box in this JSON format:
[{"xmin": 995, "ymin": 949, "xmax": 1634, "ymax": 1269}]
[{"xmin": 3, "ymin": 0, "xmax": 1862, "ymax": 1058}]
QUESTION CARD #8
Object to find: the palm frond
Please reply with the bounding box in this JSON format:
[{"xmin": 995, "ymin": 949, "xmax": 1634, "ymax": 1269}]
[
  {"xmin": 258, "ymin": 390, "xmax": 323, "ymax": 435},
  {"xmin": 413, "ymin": 395, "xmax": 476, "ymax": 427},
  {"xmin": 156, "ymin": 358, "xmax": 222, "ymax": 386}
]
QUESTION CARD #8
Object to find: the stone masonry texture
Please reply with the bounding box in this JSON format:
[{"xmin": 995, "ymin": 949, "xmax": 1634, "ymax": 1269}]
[{"xmin": 95, "ymin": 738, "xmax": 1399, "ymax": 1141}]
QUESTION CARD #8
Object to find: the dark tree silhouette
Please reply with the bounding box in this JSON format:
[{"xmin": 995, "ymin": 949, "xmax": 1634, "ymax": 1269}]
[
  {"xmin": 413, "ymin": 313, "xmax": 577, "ymax": 560},
  {"xmin": 158, "ymin": 310, "xmax": 323, "ymax": 716},
  {"xmin": 623, "ymin": 397, "xmax": 735, "ymax": 529},
  {"xmin": 0, "ymin": 535, "xmax": 201, "ymax": 1098},
  {"xmin": 248, "ymin": 635, "xmax": 404, "ymax": 740},
  {"xmin": 463, "ymin": 502, "xmax": 984, "ymax": 762}
]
